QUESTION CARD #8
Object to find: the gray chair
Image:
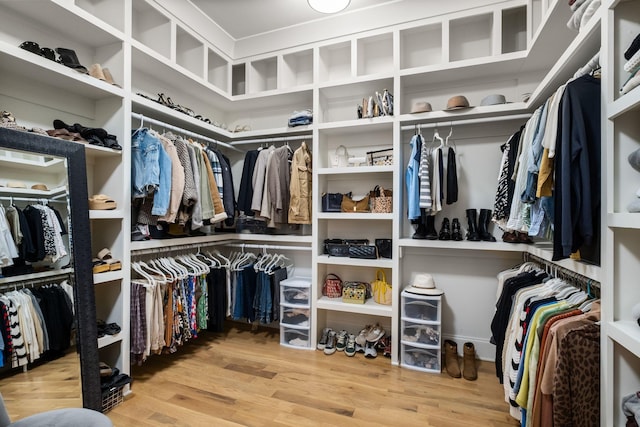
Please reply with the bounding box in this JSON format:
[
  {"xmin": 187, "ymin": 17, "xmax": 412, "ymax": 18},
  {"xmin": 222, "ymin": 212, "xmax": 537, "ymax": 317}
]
[{"xmin": 0, "ymin": 393, "xmax": 113, "ymax": 427}]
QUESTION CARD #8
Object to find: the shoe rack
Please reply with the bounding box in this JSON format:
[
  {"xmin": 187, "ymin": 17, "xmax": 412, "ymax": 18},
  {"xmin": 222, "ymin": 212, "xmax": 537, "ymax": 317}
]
[{"xmin": 0, "ymin": 0, "xmax": 613, "ymax": 415}]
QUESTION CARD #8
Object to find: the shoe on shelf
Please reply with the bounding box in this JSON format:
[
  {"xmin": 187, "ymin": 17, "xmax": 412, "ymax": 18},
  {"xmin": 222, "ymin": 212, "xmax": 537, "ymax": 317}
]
[
  {"xmin": 324, "ymin": 331, "xmax": 337, "ymax": 355},
  {"xmin": 365, "ymin": 323, "xmax": 385, "ymax": 342},
  {"xmin": 99, "ymin": 362, "xmax": 112, "ymax": 377},
  {"xmin": 89, "ymin": 194, "xmax": 117, "ymax": 210},
  {"xmin": 317, "ymin": 327, "xmax": 332, "ymax": 351},
  {"xmin": 336, "ymin": 330, "xmax": 348, "ymax": 352},
  {"xmin": 96, "ymin": 248, "xmax": 121, "ymax": 271},
  {"xmin": 364, "ymin": 341, "xmax": 377, "ymax": 359},
  {"xmin": 355, "ymin": 325, "xmax": 372, "ymax": 346},
  {"xmin": 345, "ymin": 334, "xmax": 356, "ymax": 357}
]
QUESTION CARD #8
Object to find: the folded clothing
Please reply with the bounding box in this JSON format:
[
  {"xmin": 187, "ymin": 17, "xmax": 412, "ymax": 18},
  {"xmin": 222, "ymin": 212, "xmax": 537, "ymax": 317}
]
[
  {"xmin": 625, "ymin": 33, "xmax": 640, "ymax": 60},
  {"xmin": 625, "ymin": 48, "xmax": 640, "ymax": 74},
  {"xmin": 621, "ymin": 69, "xmax": 640, "ymax": 95}
]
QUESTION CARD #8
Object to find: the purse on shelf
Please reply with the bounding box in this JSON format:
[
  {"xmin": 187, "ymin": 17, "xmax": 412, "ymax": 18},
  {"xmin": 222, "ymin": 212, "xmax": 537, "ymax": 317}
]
[
  {"xmin": 372, "ymin": 269, "xmax": 392, "ymax": 305},
  {"xmin": 323, "ymin": 273, "xmax": 343, "ymax": 298},
  {"xmin": 321, "ymin": 192, "xmax": 345, "ymax": 212},
  {"xmin": 348, "ymin": 244, "xmax": 378, "ymax": 259},
  {"xmin": 324, "ymin": 239, "xmax": 369, "ymax": 256},
  {"xmin": 375, "ymin": 238, "xmax": 392, "ymax": 259},
  {"xmin": 366, "ymin": 148, "xmax": 394, "ymax": 166},
  {"xmin": 342, "ymin": 281, "xmax": 370, "ymax": 304},
  {"xmin": 332, "ymin": 145, "xmax": 349, "ymax": 168},
  {"xmin": 370, "ymin": 185, "xmax": 393, "ymax": 213},
  {"xmin": 341, "ymin": 194, "xmax": 370, "ymax": 212}
]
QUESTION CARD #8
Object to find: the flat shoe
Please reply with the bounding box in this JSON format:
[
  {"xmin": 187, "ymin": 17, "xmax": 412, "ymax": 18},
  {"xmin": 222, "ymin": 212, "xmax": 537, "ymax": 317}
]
[
  {"xmin": 89, "ymin": 194, "xmax": 117, "ymax": 210},
  {"xmin": 97, "ymin": 248, "xmax": 122, "ymax": 271}
]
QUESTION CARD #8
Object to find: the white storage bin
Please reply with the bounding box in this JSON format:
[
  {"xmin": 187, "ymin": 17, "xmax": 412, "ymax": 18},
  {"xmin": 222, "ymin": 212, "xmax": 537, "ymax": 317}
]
[
  {"xmin": 401, "ymin": 321, "xmax": 441, "ymax": 347},
  {"xmin": 401, "ymin": 344, "xmax": 441, "ymax": 373},
  {"xmin": 280, "ymin": 326, "xmax": 311, "ymax": 349},
  {"xmin": 281, "ymin": 277, "xmax": 311, "ymax": 306},
  {"xmin": 281, "ymin": 306, "xmax": 310, "ymax": 328},
  {"xmin": 401, "ymin": 292, "xmax": 441, "ymax": 322}
]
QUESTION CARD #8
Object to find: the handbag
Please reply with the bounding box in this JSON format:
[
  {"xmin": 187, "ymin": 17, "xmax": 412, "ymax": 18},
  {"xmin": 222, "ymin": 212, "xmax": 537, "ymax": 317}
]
[
  {"xmin": 341, "ymin": 194, "xmax": 370, "ymax": 212},
  {"xmin": 375, "ymin": 238, "xmax": 392, "ymax": 259},
  {"xmin": 370, "ymin": 185, "xmax": 392, "ymax": 213},
  {"xmin": 372, "ymin": 269, "xmax": 392, "ymax": 305},
  {"xmin": 323, "ymin": 273, "xmax": 343, "ymax": 298},
  {"xmin": 322, "ymin": 193, "xmax": 344, "ymax": 212},
  {"xmin": 366, "ymin": 148, "xmax": 394, "ymax": 166},
  {"xmin": 326, "ymin": 243, "xmax": 350, "ymax": 257},
  {"xmin": 348, "ymin": 245, "xmax": 378, "ymax": 259},
  {"xmin": 333, "ymin": 145, "xmax": 349, "ymax": 168},
  {"xmin": 342, "ymin": 281, "xmax": 369, "ymax": 304}
]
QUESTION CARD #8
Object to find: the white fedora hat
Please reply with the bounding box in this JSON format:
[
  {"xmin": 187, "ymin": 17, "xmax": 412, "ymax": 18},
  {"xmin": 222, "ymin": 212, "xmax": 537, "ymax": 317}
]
[{"xmin": 405, "ymin": 273, "xmax": 443, "ymax": 296}]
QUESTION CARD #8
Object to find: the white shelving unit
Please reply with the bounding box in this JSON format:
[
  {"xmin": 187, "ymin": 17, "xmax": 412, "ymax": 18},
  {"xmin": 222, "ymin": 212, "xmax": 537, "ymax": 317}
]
[{"xmin": 603, "ymin": 0, "xmax": 640, "ymax": 424}]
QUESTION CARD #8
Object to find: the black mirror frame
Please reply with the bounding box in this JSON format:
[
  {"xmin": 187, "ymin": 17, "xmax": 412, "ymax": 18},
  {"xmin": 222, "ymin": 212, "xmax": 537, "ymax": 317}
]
[{"xmin": 0, "ymin": 128, "xmax": 101, "ymax": 411}]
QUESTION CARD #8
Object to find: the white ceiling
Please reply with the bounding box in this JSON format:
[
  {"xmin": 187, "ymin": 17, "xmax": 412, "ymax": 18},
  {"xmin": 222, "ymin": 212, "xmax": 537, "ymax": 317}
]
[{"xmin": 189, "ymin": 0, "xmax": 401, "ymax": 40}]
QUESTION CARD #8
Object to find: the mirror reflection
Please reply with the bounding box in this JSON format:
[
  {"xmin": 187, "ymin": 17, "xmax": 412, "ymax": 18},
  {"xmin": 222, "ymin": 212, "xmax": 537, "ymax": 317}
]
[{"xmin": 0, "ymin": 147, "xmax": 82, "ymax": 415}]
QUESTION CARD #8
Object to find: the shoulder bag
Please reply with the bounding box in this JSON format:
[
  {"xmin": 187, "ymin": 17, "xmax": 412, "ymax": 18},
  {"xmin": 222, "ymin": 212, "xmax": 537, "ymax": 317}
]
[
  {"xmin": 372, "ymin": 269, "xmax": 392, "ymax": 305},
  {"xmin": 370, "ymin": 185, "xmax": 392, "ymax": 213},
  {"xmin": 341, "ymin": 194, "xmax": 370, "ymax": 212},
  {"xmin": 323, "ymin": 273, "xmax": 343, "ymax": 298}
]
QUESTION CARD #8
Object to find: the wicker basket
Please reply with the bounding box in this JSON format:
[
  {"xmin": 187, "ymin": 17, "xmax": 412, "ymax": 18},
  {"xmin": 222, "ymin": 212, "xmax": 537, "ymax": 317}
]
[{"xmin": 101, "ymin": 386, "xmax": 124, "ymax": 413}]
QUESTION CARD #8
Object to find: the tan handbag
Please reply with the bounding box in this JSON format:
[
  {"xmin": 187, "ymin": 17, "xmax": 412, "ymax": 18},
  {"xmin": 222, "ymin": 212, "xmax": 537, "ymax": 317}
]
[
  {"xmin": 372, "ymin": 269, "xmax": 392, "ymax": 305},
  {"xmin": 341, "ymin": 194, "xmax": 370, "ymax": 212}
]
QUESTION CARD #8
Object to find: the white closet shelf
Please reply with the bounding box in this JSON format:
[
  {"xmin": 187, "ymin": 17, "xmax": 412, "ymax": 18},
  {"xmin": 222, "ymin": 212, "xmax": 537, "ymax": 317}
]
[
  {"xmin": 607, "ymin": 213, "xmax": 640, "ymax": 229},
  {"xmin": 84, "ymin": 143, "xmax": 124, "ymax": 158},
  {"xmin": 400, "ymin": 51, "xmax": 527, "ymax": 87},
  {"xmin": 0, "ymin": 42, "xmax": 124, "ymax": 100},
  {"xmin": 608, "ymin": 321, "xmax": 640, "ymax": 359},
  {"xmin": 93, "ymin": 270, "xmax": 124, "ymax": 285},
  {"xmin": 98, "ymin": 332, "xmax": 123, "ymax": 349},
  {"xmin": 316, "ymin": 118, "xmax": 394, "ymax": 133},
  {"xmin": 0, "ymin": 267, "xmax": 73, "ymax": 286},
  {"xmin": 398, "ymin": 239, "xmax": 529, "ymax": 252},
  {"xmin": 89, "ymin": 210, "xmax": 124, "ymax": 220},
  {"xmin": 316, "ymin": 255, "xmax": 393, "ymax": 268},
  {"xmin": 3, "ymin": 0, "xmax": 124, "ymax": 47},
  {"xmin": 317, "ymin": 72, "xmax": 395, "ymax": 91},
  {"xmin": 230, "ymin": 85, "xmax": 314, "ymax": 107},
  {"xmin": 316, "ymin": 213, "xmax": 394, "ymax": 220},
  {"xmin": 0, "ymin": 152, "xmax": 65, "ymax": 171},
  {"xmin": 608, "ymin": 87, "xmax": 640, "ymax": 120},
  {"xmin": 130, "ymin": 233, "xmax": 312, "ymax": 253},
  {"xmin": 0, "ymin": 186, "xmax": 66, "ymax": 198},
  {"xmin": 526, "ymin": 244, "xmax": 601, "ymax": 281},
  {"xmin": 316, "ymin": 296, "xmax": 393, "ymax": 317},
  {"xmin": 525, "ymin": 6, "xmax": 602, "ymax": 108},
  {"xmin": 317, "ymin": 165, "xmax": 394, "ymax": 175},
  {"xmin": 397, "ymin": 103, "xmax": 530, "ymax": 126}
]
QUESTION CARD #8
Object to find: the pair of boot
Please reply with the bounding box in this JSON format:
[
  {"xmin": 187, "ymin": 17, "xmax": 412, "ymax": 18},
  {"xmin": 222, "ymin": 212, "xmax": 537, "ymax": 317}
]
[
  {"xmin": 412, "ymin": 216, "xmax": 463, "ymax": 241},
  {"xmin": 444, "ymin": 340, "xmax": 477, "ymax": 380},
  {"xmin": 465, "ymin": 208, "xmax": 496, "ymax": 242}
]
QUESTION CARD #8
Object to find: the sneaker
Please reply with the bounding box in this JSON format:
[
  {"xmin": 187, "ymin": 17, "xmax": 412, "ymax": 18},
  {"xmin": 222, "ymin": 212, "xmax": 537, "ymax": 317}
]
[
  {"xmin": 364, "ymin": 341, "xmax": 377, "ymax": 358},
  {"xmin": 324, "ymin": 331, "xmax": 337, "ymax": 355},
  {"xmin": 317, "ymin": 327, "xmax": 332, "ymax": 351},
  {"xmin": 355, "ymin": 343, "xmax": 365, "ymax": 353},
  {"xmin": 336, "ymin": 330, "xmax": 348, "ymax": 352},
  {"xmin": 345, "ymin": 334, "xmax": 356, "ymax": 357},
  {"xmin": 355, "ymin": 325, "xmax": 372, "ymax": 346},
  {"xmin": 366, "ymin": 323, "xmax": 385, "ymax": 342}
]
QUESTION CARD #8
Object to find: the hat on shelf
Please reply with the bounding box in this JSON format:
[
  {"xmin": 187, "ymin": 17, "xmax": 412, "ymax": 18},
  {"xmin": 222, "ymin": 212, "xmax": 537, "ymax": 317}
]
[
  {"xmin": 405, "ymin": 273, "xmax": 443, "ymax": 296},
  {"xmin": 629, "ymin": 147, "xmax": 640, "ymax": 173},
  {"xmin": 411, "ymin": 101, "xmax": 433, "ymax": 114},
  {"xmin": 444, "ymin": 95, "xmax": 472, "ymax": 111},
  {"xmin": 31, "ymin": 184, "xmax": 48, "ymax": 191},
  {"xmin": 7, "ymin": 181, "xmax": 26, "ymax": 189},
  {"xmin": 480, "ymin": 94, "xmax": 507, "ymax": 106}
]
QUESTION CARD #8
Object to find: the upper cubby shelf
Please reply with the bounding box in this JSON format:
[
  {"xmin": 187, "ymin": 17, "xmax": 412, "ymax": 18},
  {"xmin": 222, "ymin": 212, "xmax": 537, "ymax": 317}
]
[{"xmin": 132, "ymin": 0, "xmax": 171, "ymax": 59}]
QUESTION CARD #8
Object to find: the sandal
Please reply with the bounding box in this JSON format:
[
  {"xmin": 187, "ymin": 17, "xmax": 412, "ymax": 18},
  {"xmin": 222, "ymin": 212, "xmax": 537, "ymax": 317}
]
[
  {"xmin": 92, "ymin": 259, "xmax": 109, "ymax": 274},
  {"xmin": 97, "ymin": 248, "xmax": 122, "ymax": 271},
  {"xmin": 89, "ymin": 194, "xmax": 117, "ymax": 210},
  {"xmin": 99, "ymin": 362, "xmax": 113, "ymax": 377}
]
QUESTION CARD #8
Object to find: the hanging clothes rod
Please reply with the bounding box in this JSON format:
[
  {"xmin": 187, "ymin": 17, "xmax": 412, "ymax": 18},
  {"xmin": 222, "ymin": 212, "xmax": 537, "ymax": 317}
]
[
  {"xmin": 400, "ymin": 113, "xmax": 531, "ymax": 132},
  {"xmin": 522, "ymin": 252, "xmax": 600, "ymax": 295},
  {"xmin": 0, "ymin": 196, "xmax": 66, "ymax": 204},
  {"xmin": 131, "ymin": 113, "xmax": 242, "ymax": 152},
  {"xmin": 230, "ymin": 134, "xmax": 312, "ymax": 146},
  {"xmin": 224, "ymin": 243, "xmax": 312, "ymax": 252}
]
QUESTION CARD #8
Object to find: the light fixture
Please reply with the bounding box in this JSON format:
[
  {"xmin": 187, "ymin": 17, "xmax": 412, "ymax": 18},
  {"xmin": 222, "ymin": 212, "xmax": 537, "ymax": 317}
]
[{"xmin": 308, "ymin": 0, "xmax": 351, "ymax": 14}]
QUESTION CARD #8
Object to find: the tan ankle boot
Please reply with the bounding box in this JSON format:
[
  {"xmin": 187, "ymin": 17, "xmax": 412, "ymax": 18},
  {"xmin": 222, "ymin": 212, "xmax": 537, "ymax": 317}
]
[
  {"xmin": 463, "ymin": 342, "xmax": 477, "ymax": 381},
  {"xmin": 444, "ymin": 340, "xmax": 461, "ymax": 378}
]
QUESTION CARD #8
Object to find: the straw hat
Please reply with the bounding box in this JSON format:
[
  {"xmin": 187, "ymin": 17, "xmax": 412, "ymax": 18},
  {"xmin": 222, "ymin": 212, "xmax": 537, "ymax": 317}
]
[
  {"xmin": 445, "ymin": 95, "xmax": 472, "ymax": 110},
  {"xmin": 405, "ymin": 273, "xmax": 443, "ymax": 296}
]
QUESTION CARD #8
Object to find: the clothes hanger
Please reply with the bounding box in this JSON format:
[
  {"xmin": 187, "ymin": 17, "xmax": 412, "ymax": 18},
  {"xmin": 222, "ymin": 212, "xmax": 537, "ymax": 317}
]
[
  {"xmin": 432, "ymin": 125, "xmax": 444, "ymax": 149},
  {"xmin": 150, "ymin": 258, "xmax": 175, "ymax": 281}
]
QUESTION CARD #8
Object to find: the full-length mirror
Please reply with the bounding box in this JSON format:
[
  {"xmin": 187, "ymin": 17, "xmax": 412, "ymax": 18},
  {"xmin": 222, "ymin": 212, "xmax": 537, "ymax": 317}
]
[{"xmin": 0, "ymin": 127, "xmax": 101, "ymax": 412}]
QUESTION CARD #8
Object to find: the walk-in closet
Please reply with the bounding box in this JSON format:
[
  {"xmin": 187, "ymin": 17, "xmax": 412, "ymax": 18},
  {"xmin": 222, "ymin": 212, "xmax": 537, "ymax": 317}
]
[{"xmin": 0, "ymin": 0, "xmax": 635, "ymax": 425}]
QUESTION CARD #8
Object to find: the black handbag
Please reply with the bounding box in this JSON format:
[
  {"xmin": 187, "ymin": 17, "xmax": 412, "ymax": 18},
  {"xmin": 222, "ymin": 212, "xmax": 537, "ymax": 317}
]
[
  {"xmin": 326, "ymin": 243, "xmax": 350, "ymax": 257},
  {"xmin": 375, "ymin": 239, "xmax": 392, "ymax": 259},
  {"xmin": 324, "ymin": 238, "xmax": 369, "ymax": 255},
  {"xmin": 322, "ymin": 193, "xmax": 347, "ymax": 212},
  {"xmin": 348, "ymin": 245, "xmax": 378, "ymax": 259}
]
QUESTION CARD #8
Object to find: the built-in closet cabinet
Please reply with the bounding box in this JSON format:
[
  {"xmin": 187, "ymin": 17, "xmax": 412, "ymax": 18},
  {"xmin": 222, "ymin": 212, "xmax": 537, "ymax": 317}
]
[
  {"xmin": 0, "ymin": 0, "xmax": 131, "ymax": 389},
  {"xmin": 602, "ymin": 0, "xmax": 640, "ymax": 425}
]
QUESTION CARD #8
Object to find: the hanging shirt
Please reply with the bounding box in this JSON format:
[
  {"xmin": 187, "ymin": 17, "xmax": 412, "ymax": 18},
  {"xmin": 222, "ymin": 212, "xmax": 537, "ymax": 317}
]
[{"xmin": 405, "ymin": 134, "xmax": 421, "ymax": 220}]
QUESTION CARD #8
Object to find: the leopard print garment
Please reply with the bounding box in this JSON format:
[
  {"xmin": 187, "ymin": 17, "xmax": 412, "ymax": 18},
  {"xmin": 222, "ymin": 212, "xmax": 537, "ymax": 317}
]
[{"xmin": 553, "ymin": 322, "xmax": 600, "ymax": 427}]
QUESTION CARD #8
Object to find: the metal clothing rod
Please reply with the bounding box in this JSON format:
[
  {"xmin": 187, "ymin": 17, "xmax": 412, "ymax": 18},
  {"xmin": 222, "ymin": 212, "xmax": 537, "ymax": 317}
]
[
  {"xmin": 230, "ymin": 134, "xmax": 312, "ymax": 146},
  {"xmin": 400, "ymin": 113, "xmax": 531, "ymax": 131},
  {"xmin": 131, "ymin": 241, "xmax": 226, "ymax": 257},
  {"xmin": 523, "ymin": 252, "xmax": 601, "ymax": 288},
  {"xmin": 224, "ymin": 243, "xmax": 312, "ymax": 252},
  {"xmin": 0, "ymin": 196, "xmax": 66, "ymax": 204},
  {"xmin": 131, "ymin": 113, "xmax": 242, "ymax": 152}
]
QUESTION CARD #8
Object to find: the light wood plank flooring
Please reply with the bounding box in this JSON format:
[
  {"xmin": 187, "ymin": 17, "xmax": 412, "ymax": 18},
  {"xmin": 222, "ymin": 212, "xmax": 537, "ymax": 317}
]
[{"xmin": 107, "ymin": 325, "xmax": 519, "ymax": 427}]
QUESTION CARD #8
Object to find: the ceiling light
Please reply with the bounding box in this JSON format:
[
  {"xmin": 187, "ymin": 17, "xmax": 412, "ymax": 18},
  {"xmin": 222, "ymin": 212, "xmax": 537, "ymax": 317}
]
[{"xmin": 308, "ymin": 0, "xmax": 351, "ymax": 14}]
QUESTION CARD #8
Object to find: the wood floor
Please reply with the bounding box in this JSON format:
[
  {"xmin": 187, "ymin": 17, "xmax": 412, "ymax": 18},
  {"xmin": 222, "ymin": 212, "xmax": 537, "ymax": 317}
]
[{"xmin": 106, "ymin": 325, "xmax": 519, "ymax": 427}]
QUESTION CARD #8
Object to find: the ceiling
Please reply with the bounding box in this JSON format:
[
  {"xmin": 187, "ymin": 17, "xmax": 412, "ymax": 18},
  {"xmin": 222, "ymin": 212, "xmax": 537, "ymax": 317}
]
[{"xmin": 189, "ymin": 0, "xmax": 400, "ymax": 40}]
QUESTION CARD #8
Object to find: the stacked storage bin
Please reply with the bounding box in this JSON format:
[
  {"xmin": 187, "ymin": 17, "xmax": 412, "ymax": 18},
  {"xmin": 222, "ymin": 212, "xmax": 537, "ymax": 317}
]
[
  {"xmin": 280, "ymin": 277, "xmax": 312, "ymax": 349},
  {"xmin": 400, "ymin": 290, "xmax": 442, "ymax": 373}
]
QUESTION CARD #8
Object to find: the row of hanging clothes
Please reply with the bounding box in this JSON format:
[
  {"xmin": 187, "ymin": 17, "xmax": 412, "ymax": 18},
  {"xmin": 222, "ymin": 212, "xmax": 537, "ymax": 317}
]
[
  {"xmin": 490, "ymin": 255, "xmax": 600, "ymax": 427},
  {"xmin": 130, "ymin": 247, "xmax": 294, "ymax": 365},
  {"xmin": 406, "ymin": 123, "xmax": 459, "ymax": 222},
  {"xmin": 0, "ymin": 280, "xmax": 74, "ymax": 370},
  {"xmin": 0, "ymin": 198, "xmax": 68, "ymax": 275}
]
